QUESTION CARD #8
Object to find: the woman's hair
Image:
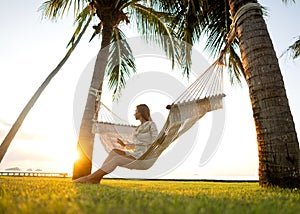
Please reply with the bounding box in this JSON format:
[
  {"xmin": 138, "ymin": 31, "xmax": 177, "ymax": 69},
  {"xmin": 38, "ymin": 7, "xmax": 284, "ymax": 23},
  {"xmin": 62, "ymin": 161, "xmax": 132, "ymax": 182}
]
[{"xmin": 136, "ymin": 104, "xmax": 151, "ymax": 121}]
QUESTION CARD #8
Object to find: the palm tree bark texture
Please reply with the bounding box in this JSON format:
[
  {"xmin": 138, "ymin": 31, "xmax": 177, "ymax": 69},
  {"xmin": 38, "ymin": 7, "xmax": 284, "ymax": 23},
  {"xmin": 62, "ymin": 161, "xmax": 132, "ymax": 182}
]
[
  {"xmin": 228, "ymin": 0, "xmax": 300, "ymax": 188},
  {"xmin": 72, "ymin": 5, "xmax": 128, "ymax": 179}
]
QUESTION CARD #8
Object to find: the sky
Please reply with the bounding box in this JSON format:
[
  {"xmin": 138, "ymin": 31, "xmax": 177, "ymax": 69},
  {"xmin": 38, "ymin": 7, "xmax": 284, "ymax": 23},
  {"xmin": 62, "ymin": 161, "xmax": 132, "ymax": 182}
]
[{"xmin": 0, "ymin": 0, "xmax": 299, "ymax": 180}]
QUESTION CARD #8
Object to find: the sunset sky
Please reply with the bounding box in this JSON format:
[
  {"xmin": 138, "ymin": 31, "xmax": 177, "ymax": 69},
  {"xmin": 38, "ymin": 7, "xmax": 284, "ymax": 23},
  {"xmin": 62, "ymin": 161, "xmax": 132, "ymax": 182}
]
[{"xmin": 0, "ymin": 0, "xmax": 299, "ymax": 179}]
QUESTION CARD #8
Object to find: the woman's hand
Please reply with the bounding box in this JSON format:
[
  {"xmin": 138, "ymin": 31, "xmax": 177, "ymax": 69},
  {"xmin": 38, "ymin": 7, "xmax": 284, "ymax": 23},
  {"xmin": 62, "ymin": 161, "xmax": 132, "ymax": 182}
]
[{"xmin": 117, "ymin": 138, "xmax": 126, "ymax": 147}]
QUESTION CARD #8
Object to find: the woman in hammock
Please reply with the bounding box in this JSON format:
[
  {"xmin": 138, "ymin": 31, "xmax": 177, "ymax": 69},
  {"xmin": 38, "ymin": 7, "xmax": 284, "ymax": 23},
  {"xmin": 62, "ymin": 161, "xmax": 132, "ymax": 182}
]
[{"xmin": 73, "ymin": 104, "xmax": 158, "ymax": 184}]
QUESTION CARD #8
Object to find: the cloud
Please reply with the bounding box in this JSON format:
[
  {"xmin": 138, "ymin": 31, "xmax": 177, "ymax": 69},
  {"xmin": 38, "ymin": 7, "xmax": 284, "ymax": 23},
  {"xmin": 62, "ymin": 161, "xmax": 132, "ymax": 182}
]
[
  {"xmin": 3, "ymin": 145, "xmax": 56, "ymax": 163},
  {"xmin": 0, "ymin": 144, "xmax": 72, "ymax": 172},
  {"xmin": 0, "ymin": 119, "xmax": 11, "ymax": 127},
  {"xmin": 0, "ymin": 119, "xmax": 10, "ymax": 140},
  {"xmin": 0, "ymin": 129, "xmax": 6, "ymax": 139},
  {"xmin": 15, "ymin": 131, "xmax": 45, "ymax": 141},
  {"xmin": 0, "ymin": 118, "xmax": 45, "ymax": 142}
]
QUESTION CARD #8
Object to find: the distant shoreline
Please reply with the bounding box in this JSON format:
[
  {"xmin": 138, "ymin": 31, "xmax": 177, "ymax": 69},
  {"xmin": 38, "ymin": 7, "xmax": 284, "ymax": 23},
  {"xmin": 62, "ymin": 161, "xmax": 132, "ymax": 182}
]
[{"xmin": 0, "ymin": 170, "xmax": 69, "ymax": 178}]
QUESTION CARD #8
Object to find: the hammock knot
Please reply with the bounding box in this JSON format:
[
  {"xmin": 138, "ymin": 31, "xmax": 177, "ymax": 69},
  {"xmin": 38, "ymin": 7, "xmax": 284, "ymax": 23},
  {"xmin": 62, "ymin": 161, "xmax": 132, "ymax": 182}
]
[
  {"xmin": 89, "ymin": 87, "xmax": 102, "ymax": 101},
  {"xmin": 226, "ymin": 3, "xmax": 262, "ymax": 47}
]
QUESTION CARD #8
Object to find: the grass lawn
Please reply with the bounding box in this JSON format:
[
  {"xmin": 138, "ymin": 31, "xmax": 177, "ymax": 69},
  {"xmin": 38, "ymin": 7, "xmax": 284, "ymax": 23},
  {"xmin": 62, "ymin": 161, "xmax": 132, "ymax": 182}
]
[{"xmin": 0, "ymin": 177, "xmax": 299, "ymax": 214}]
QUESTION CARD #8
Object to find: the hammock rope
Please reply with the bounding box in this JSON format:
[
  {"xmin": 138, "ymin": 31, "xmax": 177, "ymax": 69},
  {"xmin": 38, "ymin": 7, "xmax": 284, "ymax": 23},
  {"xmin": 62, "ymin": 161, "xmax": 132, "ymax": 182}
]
[
  {"xmin": 89, "ymin": 87, "xmax": 131, "ymax": 125},
  {"xmin": 171, "ymin": 61, "xmax": 223, "ymax": 106}
]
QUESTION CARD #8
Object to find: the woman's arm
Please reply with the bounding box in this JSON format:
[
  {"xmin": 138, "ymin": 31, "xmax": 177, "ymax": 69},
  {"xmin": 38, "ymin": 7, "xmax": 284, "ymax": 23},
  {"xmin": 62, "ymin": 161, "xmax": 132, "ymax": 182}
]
[
  {"xmin": 117, "ymin": 138, "xmax": 135, "ymax": 150},
  {"xmin": 117, "ymin": 138, "xmax": 126, "ymax": 147}
]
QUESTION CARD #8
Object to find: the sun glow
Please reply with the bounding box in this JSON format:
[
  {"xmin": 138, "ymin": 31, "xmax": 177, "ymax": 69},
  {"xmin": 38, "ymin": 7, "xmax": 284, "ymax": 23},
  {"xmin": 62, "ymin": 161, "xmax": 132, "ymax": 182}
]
[
  {"xmin": 23, "ymin": 136, "xmax": 80, "ymax": 175},
  {"xmin": 53, "ymin": 146, "xmax": 79, "ymax": 172}
]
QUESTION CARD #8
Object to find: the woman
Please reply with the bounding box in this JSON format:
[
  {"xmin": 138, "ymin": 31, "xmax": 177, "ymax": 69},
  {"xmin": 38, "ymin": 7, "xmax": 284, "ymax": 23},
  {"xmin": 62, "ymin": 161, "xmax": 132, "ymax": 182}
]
[{"xmin": 73, "ymin": 104, "xmax": 158, "ymax": 184}]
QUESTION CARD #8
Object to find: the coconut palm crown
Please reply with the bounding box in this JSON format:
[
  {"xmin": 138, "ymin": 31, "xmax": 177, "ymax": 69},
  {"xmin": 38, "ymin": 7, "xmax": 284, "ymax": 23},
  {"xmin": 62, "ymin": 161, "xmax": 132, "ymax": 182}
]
[{"xmin": 40, "ymin": 0, "xmax": 177, "ymax": 97}]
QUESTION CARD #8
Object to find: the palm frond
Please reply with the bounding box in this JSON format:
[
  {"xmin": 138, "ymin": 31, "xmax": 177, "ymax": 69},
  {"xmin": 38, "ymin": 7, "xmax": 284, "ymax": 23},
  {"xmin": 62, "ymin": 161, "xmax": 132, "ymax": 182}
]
[
  {"xmin": 281, "ymin": 0, "xmax": 296, "ymax": 4},
  {"xmin": 176, "ymin": 41, "xmax": 193, "ymax": 77},
  {"xmin": 67, "ymin": 5, "xmax": 93, "ymax": 47},
  {"xmin": 117, "ymin": 0, "xmax": 139, "ymax": 10},
  {"xmin": 199, "ymin": 0, "xmax": 245, "ymax": 85},
  {"xmin": 282, "ymin": 36, "xmax": 300, "ymax": 59},
  {"xmin": 227, "ymin": 45, "xmax": 244, "ymax": 85},
  {"xmin": 129, "ymin": 3, "xmax": 176, "ymax": 69},
  {"xmin": 200, "ymin": 1, "xmax": 229, "ymax": 58},
  {"xmin": 147, "ymin": 0, "xmax": 179, "ymax": 13},
  {"xmin": 113, "ymin": 0, "xmax": 123, "ymax": 8},
  {"xmin": 170, "ymin": 0, "xmax": 204, "ymax": 77},
  {"xmin": 105, "ymin": 28, "xmax": 136, "ymax": 100},
  {"xmin": 89, "ymin": 22, "xmax": 103, "ymax": 42},
  {"xmin": 156, "ymin": 0, "xmax": 245, "ymax": 84},
  {"xmin": 39, "ymin": 0, "xmax": 88, "ymax": 20}
]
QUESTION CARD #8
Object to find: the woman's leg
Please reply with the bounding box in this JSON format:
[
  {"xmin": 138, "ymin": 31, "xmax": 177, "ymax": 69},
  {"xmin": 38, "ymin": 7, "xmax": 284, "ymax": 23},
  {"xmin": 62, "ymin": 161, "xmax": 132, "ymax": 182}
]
[
  {"xmin": 73, "ymin": 149, "xmax": 135, "ymax": 184},
  {"xmin": 101, "ymin": 149, "xmax": 130, "ymax": 166},
  {"xmin": 100, "ymin": 149, "xmax": 135, "ymax": 173}
]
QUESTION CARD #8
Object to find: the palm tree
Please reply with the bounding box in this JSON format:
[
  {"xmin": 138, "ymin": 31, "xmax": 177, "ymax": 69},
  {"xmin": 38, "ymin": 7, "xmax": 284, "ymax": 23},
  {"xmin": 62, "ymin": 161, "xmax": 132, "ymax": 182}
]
[
  {"xmin": 160, "ymin": 0, "xmax": 300, "ymax": 188},
  {"xmin": 0, "ymin": 5, "xmax": 93, "ymax": 163},
  {"xmin": 228, "ymin": 0, "xmax": 300, "ymax": 188},
  {"xmin": 40, "ymin": 0, "xmax": 177, "ymax": 180}
]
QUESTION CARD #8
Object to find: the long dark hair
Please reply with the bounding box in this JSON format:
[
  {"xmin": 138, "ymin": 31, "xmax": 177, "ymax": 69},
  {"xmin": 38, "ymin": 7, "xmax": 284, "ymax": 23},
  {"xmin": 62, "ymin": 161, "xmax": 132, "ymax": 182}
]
[{"xmin": 136, "ymin": 104, "xmax": 151, "ymax": 121}]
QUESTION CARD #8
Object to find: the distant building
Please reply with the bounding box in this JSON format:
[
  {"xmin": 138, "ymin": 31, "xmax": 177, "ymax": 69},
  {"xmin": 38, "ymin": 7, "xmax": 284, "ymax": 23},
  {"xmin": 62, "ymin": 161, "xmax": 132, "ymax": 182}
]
[
  {"xmin": 5, "ymin": 167, "xmax": 21, "ymax": 171},
  {"xmin": 35, "ymin": 169, "xmax": 42, "ymax": 171},
  {"xmin": 27, "ymin": 168, "xmax": 33, "ymax": 171}
]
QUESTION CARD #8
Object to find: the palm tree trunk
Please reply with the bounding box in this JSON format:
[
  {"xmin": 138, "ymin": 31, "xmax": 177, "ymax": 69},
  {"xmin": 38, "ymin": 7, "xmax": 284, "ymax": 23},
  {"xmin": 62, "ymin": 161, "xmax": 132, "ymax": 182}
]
[
  {"xmin": 72, "ymin": 17, "xmax": 114, "ymax": 179},
  {"xmin": 0, "ymin": 16, "xmax": 92, "ymax": 163},
  {"xmin": 228, "ymin": 0, "xmax": 300, "ymax": 188}
]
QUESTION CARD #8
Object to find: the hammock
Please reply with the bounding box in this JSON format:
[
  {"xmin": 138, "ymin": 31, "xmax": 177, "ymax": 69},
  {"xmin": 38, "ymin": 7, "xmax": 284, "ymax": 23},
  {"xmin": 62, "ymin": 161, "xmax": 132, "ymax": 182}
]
[
  {"xmin": 80, "ymin": 3, "xmax": 261, "ymax": 171},
  {"xmin": 91, "ymin": 60, "xmax": 225, "ymax": 170}
]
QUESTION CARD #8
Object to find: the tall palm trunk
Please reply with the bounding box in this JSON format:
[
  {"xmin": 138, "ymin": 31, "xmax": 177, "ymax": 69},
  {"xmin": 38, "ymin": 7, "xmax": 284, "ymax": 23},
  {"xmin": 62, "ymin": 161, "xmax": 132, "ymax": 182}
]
[
  {"xmin": 72, "ymin": 14, "xmax": 114, "ymax": 179},
  {"xmin": 228, "ymin": 0, "xmax": 300, "ymax": 188},
  {"xmin": 0, "ymin": 16, "xmax": 92, "ymax": 163}
]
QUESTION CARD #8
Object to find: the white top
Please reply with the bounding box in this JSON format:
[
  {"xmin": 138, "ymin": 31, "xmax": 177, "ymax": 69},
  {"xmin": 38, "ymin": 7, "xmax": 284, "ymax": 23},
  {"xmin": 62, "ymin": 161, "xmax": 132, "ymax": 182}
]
[{"xmin": 125, "ymin": 121, "xmax": 158, "ymax": 159}]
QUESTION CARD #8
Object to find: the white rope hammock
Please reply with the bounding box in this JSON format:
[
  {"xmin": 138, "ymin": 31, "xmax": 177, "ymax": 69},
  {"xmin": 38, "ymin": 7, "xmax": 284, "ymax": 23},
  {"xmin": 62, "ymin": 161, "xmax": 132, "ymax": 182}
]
[{"xmin": 92, "ymin": 59, "xmax": 225, "ymax": 170}]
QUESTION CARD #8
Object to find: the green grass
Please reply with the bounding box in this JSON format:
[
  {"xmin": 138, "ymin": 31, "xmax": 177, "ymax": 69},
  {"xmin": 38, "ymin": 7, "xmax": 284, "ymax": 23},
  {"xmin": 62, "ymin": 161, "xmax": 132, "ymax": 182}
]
[{"xmin": 0, "ymin": 177, "xmax": 299, "ymax": 214}]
